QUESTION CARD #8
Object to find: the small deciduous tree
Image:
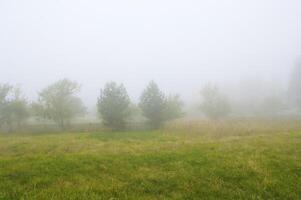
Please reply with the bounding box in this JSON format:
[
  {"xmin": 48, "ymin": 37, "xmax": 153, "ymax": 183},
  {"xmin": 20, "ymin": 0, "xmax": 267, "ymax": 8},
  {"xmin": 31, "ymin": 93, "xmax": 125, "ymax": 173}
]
[
  {"xmin": 200, "ymin": 84, "xmax": 231, "ymax": 120},
  {"xmin": 97, "ymin": 82, "xmax": 130, "ymax": 130},
  {"xmin": 33, "ymin": 79, "xmax": 86, "ymax": 130},
  {"xmin": 8, "ymin": 88, "xmax": 29, "ymax": 129},
  {"xmin": 0, "ymin": 84, "xmax": 29, "ymax": 132},
  {"xmin": 0, "ymin": 84, "xmax": 11, "ymax": 126}
]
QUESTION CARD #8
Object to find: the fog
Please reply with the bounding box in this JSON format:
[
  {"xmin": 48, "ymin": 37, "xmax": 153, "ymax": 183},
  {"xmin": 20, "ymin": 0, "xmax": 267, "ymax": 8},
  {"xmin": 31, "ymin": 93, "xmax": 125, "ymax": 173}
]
[{"xmin": 1, "ymin": 0, "xmax": 301, "ymax": 111}]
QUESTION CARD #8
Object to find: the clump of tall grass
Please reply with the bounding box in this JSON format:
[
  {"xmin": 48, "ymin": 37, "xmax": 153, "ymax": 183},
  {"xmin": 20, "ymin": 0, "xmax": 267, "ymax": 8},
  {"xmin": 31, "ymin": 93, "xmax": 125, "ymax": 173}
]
[{"xmin": 164, "ymin": 118, "xmax": 301, "ymax": 137}]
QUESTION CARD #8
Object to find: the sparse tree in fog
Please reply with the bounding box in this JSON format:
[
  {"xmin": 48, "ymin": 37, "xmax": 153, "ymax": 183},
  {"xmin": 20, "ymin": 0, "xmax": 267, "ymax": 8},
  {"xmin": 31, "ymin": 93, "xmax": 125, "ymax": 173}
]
[
  {"xmin": 0, "ymin": 84, "xmax": 13, "ymax": 130},
  {"xmin": 8, "ymin": 88, "xmax": 29, "ymax": 129},
  {"xmin": 289, "ymin": 57, "xmax": 301, "ymax": 111},
  {"xmin": 139, "ymin": 81, "xmax": 166, "ymax": 129},
  {"xmin": 200, "ymin": 84, "xmax": 231, "ymax": 120},
  {"xmin": 33, "ymin": 79, "xmax": 86, "ymax": 130},
  {"xmin": 164, "ymin": 94, "xmax": 184, "ymax": 121},
  {"xmin": 0, "ymin": 84, "xmax": 29, "ymax": 131},
  {"xmin": 0, "ymin": 84, "xmax": 11, "ymax": 109},
  {"xmin": 97, "ymin": 82, "xmax": 130, "ymax": 130}
]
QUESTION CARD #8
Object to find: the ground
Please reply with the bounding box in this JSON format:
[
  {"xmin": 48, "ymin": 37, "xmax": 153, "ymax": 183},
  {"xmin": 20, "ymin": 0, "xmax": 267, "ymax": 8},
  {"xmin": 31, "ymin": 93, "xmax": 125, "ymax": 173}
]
[{"xmin": 0, "ymin": 129, "xmax": 300, "ymax": 199}]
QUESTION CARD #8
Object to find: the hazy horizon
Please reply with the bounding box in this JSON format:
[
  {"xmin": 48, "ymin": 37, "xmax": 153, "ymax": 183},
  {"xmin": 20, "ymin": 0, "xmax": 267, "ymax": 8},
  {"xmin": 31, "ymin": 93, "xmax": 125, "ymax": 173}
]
[{"xmin": 1, "ymin": 0, "xmax": 301, "ymax": 108}]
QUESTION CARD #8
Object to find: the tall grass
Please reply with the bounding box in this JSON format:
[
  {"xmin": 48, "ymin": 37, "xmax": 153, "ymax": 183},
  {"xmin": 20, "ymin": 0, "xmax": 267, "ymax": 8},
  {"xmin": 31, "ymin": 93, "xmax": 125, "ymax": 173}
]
[{"xmin": 164, "ymin": 118, "xmax": 301, "ymax": 137}]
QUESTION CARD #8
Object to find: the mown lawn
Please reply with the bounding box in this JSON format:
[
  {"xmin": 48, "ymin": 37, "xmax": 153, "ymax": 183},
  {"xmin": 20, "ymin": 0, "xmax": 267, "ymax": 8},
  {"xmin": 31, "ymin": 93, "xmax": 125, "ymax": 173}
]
[{"xmin": 0, "ymin": 130, "xmax": 300, "ymax": 199}]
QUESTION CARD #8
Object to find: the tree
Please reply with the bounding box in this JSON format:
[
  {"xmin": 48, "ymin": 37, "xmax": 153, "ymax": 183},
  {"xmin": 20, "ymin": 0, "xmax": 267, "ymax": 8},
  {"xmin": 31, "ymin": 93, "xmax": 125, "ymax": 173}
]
[
  {"xmin": 33, "ymin": 79, "xmax": 86, "ymax": 130},
  {"xmin": 164, "ymin": 94, "xmax": 184, "ymax": 120},
  {"xmin": 0, "ymin": 84, "xmax": 29, "ymax": 132},
  {"xmin": 0, "ymin": 84, "xmax": 13, "ymax": 130},
  {"xmin": 200, "ymin": 84, "xmax": 231, "ymax": 120},
  {"xmin": 97, "ymin": 82, "xmax": 130, "ymax": 130},
  {"xmin": 8, "ymin": 88, "xmax": 29, "ymax": 129},
  {"xmin": 289, "ymin": 57, "xmax": 301, "ymax": 111},
  {"xmin": 139, "ymin": 81, "xmax": 166, "ymax": 129}
]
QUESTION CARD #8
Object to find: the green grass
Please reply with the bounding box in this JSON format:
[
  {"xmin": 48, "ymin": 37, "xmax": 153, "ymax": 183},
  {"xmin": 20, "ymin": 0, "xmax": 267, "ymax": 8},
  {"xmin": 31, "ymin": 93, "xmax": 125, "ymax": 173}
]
[{"xmin": 0, "ymin": 129, "xmax": 300, "ymax": 199}]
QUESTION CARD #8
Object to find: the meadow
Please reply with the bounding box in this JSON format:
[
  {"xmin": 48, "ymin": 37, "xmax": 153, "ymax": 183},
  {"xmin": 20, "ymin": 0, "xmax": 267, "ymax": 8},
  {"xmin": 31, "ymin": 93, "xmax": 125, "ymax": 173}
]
[{"xmin": 0, "ymin": 120, "xmax": 300, "ymax": 200}]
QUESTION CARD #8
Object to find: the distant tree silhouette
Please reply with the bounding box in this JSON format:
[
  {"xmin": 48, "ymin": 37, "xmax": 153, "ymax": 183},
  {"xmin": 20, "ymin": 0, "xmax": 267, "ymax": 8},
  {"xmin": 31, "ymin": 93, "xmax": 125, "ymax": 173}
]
[
  {"xmin": 32, "ymin": 79, "xmax": 86, "ymax": 130},
  {"xmin": 139, "ymin": 81, "xmax": 166, "ymax": 129},
  {"xmin": 0, "ymin": 84, "xmax": 29, "ymax": 131},
  {"xmin": 97, "ymin": 82, "xmax": 130, "ymax": 130},
  {"xmin": 200, "ymin": 84, "xmax": 231, "ymax": 120}
]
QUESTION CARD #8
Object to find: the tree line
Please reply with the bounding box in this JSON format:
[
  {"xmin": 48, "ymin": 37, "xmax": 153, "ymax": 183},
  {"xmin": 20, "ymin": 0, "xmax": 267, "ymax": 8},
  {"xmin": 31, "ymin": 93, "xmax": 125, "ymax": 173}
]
[
  {"xmin": 1, "ymin": 58, "xmax": 301, "ymax": 132},
  {"xmin": 0, "ymin": 80, "xmax": 185, "ymax": 132},
  {"xmin": 0, "ymin": 78, "xmax": 233, "ymax": 132}
]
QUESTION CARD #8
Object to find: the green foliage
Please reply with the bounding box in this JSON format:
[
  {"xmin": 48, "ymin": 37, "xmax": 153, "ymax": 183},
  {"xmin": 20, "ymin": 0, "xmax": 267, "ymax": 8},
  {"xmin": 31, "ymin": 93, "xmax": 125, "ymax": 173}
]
[
  {"xmin": 164, "ymin": 95, "xmax": 184, "ymax": 120},
  {"xmin": 33, "ymin": 79, "xmax": 86, "ymax": 130},
  {"xmin": 7, "ymin": 88, "xmax": 29, "ymax": 129},
  {"xmin": 139, "ymin": 81, "xmax": 166, "ymax": 129},
  {"xmin": 97, "ymin": 82, "xmax": 130, "ymax": 130},
  {"xmin": 126, "ymin": 103, "xmax": 143, "ymax": 122},
  {"xmin": 0, "ymin": 84, "xmax": 12, "ymax": 128},
  {"xmin": 139, "ymin": 82, "xmax": 184, "ymax": 128},
  {"xmin": 200, "ymin": 84, "xmax": 231, "ymax": 120},
  {"xmin": 0, "ymin": 84, "xmax": 29, "ymax": 132}
]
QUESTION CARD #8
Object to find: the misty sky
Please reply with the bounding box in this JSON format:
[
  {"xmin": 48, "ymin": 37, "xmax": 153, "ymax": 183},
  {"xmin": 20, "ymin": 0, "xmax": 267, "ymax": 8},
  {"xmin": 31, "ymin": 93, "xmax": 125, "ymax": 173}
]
[{"xmin": 1, "ymin": 0, "xmax": 301, "ymax": 107}]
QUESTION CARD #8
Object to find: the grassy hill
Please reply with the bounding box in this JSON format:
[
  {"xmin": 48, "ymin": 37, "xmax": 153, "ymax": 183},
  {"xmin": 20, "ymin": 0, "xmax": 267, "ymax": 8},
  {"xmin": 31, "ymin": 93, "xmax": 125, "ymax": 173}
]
[{"xmin": 0, "ymin": 122, "xmax": 300, "ymax": 199}]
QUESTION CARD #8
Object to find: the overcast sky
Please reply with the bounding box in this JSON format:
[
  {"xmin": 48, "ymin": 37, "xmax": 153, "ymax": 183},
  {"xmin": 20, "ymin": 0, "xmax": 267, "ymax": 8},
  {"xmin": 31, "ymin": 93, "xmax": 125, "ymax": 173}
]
[{"xmin": 0, "ymin": 0, "xmax": 300, "ymax": 107}]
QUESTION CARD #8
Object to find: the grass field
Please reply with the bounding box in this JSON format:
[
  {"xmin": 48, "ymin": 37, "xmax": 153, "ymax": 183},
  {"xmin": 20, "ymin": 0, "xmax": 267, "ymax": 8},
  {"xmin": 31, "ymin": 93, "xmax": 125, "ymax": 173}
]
[{"xmin": 0, "ymin": 121, "xmax": 300, "ymax": 199}]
